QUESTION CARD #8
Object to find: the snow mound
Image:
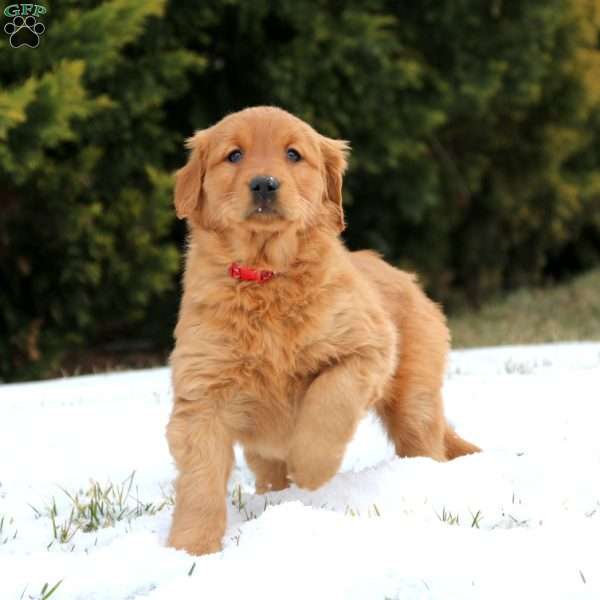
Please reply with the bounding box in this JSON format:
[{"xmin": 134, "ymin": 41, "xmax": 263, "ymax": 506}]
[{"xmin": 1, "ymin": 343, "xmax": 599, "ymax": 599}]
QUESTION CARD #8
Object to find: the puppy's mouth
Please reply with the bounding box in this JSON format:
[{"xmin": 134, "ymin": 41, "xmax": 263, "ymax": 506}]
[{"xmin": 246, "ymin": 205, "xmax": 283, "ymax": 219}]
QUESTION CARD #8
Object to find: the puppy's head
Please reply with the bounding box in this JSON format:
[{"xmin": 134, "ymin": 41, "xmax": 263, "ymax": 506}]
[{"xmin": 174, "ymin": 106, "xmax": 349, "ymax": 234}]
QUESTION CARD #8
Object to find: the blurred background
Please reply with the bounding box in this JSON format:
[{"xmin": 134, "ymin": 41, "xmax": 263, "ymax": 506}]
[{"xmin": 1, "ymin": 0, "xmax": 599, "ymax": 382}]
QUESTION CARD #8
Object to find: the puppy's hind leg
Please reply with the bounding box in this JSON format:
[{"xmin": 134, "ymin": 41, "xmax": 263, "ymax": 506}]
[
  {"xmin": 376, "ymin": 383, "xmax": 448, "ymax": 462},
  {"xmin": 244, "ymin": 450, "xmax": 289, "ymax": 493},
  {"xmin": 444, "ymin": 425, "xmax": 480, "ymax": 459},
  {"xmin": 376, "ymin": 377, "xmax": 480, "ymax": 461}
]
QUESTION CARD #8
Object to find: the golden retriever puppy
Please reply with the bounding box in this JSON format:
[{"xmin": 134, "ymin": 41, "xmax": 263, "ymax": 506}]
[{"xmin": 167, "ymin": 106, "xmax": 479, "ymax": 556}]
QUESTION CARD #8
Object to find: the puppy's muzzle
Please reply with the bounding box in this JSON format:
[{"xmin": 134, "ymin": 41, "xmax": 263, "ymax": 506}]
[{"xmin": 249, "ymin": 175, "xmax": 280, "ymax": 211}]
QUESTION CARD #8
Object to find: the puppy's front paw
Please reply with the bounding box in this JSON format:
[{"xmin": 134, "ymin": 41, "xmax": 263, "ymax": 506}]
[
  {"xmin": 168, "ymin": 529, "xmax": 222, "ymax": 556},
  {"xmin": 286, "ymin": 441, "xmax": 344, "ymax": 491}
]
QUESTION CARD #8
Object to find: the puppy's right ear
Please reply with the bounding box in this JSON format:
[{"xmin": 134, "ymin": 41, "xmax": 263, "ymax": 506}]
[{"xmin": 174, "ymin": 130, "xmax": 208, "ymax": 219}]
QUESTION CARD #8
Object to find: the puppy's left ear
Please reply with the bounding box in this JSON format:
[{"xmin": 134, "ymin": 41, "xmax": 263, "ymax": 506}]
[{"xmin": 320, "ymin": 135, "xmax": 350, "ymax": 233}]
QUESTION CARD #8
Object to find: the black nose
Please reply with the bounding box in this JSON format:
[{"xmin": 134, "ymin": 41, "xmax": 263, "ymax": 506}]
[{"xmin": 249, "ymin": 175, "xmax": 280, "ymax": 203}]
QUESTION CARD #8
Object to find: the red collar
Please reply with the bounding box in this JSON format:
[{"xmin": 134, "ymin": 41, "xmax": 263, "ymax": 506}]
[{"xmin": 229, "ymin": 262, "xmax": 276, "ymax": 283}]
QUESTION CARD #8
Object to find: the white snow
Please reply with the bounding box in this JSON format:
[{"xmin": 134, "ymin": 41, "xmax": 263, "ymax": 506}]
[{"xmin": 1, "ymin": 343, "xmax": 599, "ymax": 599}]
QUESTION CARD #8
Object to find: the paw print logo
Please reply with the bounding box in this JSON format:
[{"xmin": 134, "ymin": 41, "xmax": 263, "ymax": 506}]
[{"xmin": 4, "ymin": 15, "xmax": 45, "ymax": 48}]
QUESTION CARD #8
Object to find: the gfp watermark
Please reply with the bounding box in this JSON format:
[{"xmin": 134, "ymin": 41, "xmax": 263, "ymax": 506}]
[{"xmin": 3, "ymin": 4, "xmax": 47, "ymax": 48}]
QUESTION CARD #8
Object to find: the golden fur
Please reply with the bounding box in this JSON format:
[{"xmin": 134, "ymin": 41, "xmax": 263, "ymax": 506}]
[{"xmin": 167, "ymin": 106, "xmax": 479, "ymax": 556}]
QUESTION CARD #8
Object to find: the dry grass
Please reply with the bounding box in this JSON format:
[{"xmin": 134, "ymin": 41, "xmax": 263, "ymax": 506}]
[
  {"xmin": 449, "ymin": 269, "xmax": 600, "ymax": 348},
  {"xmin": 28, "ymin": 473, "xmax": 173, "ymax": 549}
]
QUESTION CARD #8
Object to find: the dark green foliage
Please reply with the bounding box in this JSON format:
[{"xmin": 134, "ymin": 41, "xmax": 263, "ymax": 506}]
[
  {"xmin": 1, "ymin": 0, "xmax": 599, "ymax": 380},
  {"xmin": 0, "ymin": 0, "xmax": 201, "ymax": 379},
  {"xmin": 168, "ymin": 0, "xmax": 600, "ymax": 303}
]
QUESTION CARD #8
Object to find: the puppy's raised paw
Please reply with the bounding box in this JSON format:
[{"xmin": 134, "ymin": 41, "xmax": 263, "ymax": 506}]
[{"xmin": 286, "ymin": 442, "xmax": 345, "ymax": 491}]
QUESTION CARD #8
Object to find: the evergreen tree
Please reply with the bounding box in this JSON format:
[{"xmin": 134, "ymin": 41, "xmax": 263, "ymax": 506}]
[{"xmin": 0, "ymin": 0, "xmax": 202, "ymax": 379}]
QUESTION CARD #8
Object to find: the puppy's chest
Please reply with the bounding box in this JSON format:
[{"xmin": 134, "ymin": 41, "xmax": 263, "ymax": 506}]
[
  {"xmin": 175, "ymin": 278, "xmax": 338, "ymax": 406},
  {"xmin": 223, "ymin": 288, "xmax": 324, "ymax": 376}
]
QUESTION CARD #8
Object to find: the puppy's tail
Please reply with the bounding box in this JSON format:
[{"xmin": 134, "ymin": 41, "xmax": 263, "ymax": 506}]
[{"xmin": 444, "ymin": 426, "xmax": 480, "ymax": 460}]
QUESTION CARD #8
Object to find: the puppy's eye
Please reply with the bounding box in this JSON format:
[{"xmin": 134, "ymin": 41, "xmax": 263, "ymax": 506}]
[
  {"xmin": 227, "ymin": 149, "xmax": 243, "ymax": 163},
  {"xmin": 286, "ymin": 148, "xmax": 302, "ymax": 162}
]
